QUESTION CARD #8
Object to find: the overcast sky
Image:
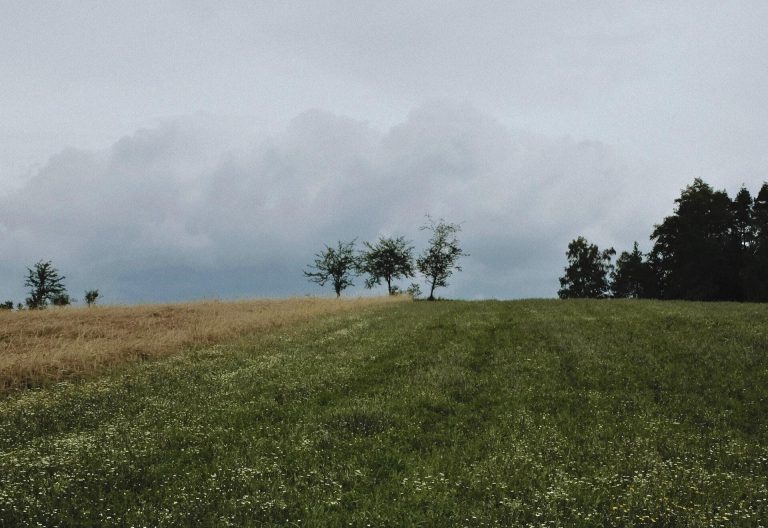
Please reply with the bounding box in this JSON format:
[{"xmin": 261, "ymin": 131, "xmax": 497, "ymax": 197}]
[{"xmin": 2, "ymin": 1, "xmax": 768, "ymax": 303}]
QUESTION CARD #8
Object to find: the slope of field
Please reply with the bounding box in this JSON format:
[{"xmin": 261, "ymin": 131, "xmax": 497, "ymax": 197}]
[
  {"xmin": 1, "ymin": 300, "xmax": 767, "ymax": 526},
  {"xmin": 0, "ymin": 296, "xmax": 403, "ymax": 393}
]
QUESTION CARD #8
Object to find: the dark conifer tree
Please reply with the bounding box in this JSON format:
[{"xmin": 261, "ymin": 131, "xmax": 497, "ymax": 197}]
[
  {"xmin": 650, "ymin": 178, "xmax": 737, "ymax": 300},
  {"xmin": 729, "ymin": 186, "xmax": 754, "ymax": 299},
  {"xmin": 731, "ymin": 186, "xmax": 754, "ymax": 250},
  {"xmin": 744, "ymin": 182, "xmax": 768, "ymax": 301},
  {"xmin": 611, "ymin": 242, "xmax": 654, "ymax": 298}
]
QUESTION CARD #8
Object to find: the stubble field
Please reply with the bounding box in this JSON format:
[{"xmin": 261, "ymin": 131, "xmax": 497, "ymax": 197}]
[{"xmin": 0, "ymin": 296, "xmax": 403, "ymax": 394}]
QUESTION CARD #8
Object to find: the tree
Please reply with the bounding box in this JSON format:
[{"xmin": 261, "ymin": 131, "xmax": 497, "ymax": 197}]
[
  {"xmin": 304, "ymin": 240, "xmax": 358, "ymax": 297},
  {"xmin": 744, "ymin": 182, "xmax": 768, "ymax": 301},
  {"xmin": 731, "ymin": 186, "xmax": 754, "ymax": 250},
  {"xmin": 358, "ymin": 236, "xmax": 415, "ymax": 295},
  {"xmin": 406, "ymin": 283, "xmax": 422, "ymax": 299},
  {"xmin": 650, "ymin": 179, "xmax": 737, "ymax": 300},
  {"xmin": 0, "ymin": 301, "xmax": 13, "ymax": 310},
  {"xmin": 558, "ymin": 236, "xmax": 615, "ymax": 298},
  {"xmin": 24, "ymin": 260, "xmax": 67, "ymax": 309},
  {"xmin": 84, "ymin": 289, "xmax": 100, "ymax": 307},
  {"xmin": 611, "ymin": 242, "xmax": 654, "ymax": 298},
  {"xmin": 416, "ymin": 217, "xmax": 467, "ymax": 301}
]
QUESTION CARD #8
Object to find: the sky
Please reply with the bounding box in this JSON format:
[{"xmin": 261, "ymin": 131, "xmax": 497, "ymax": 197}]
[{"xmin": 2, "ymin": 1, "xmax": 768, "ymax": 303}]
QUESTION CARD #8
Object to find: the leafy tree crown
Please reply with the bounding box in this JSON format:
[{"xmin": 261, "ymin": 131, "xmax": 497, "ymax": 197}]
[
  {"xmin": 558, "ymin": 237, "xmax": 615, "ymax": 299},
  {"xmin": 358, "ymin": 236, "xmax": 415, "ymax": 295},
  {"xmin": 304, "ymin": 240, "xmax": 358, "ymax": 297},
  {"xmin": 416, "ymin": 217, "xmax": 467, "ymax": 300},
  {"xmin": 24, "ymin": 260, "xmax": 67, "ymax": 309}
]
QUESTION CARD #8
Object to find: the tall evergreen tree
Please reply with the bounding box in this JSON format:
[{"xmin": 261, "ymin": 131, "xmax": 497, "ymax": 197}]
[
  {"xmin": 558, "ymin": 237, "xmax": 615, "ymax": 299},
  {"xmin": 611, "ymin": 242, "xmax": 654, "ymax": 298},
  {"xmin": 744, "ymin": 182, "xmax": 768, "ymax": 301},
  {"xmin": 730, "ymin": 186, "xmax": 754, "ymax": 299},
  {"xmin": 731, "ymin": 186, "xmax": 754, "ymax": 250},
  {"xmin": 650, "ymin": 178, "xmax": 737, "ymax": 300}
]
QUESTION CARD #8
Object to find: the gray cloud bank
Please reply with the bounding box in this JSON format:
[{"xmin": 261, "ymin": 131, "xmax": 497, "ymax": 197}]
[{"xmin": 0, "ymin": 102, "xmax": 656, "ymax": 303}]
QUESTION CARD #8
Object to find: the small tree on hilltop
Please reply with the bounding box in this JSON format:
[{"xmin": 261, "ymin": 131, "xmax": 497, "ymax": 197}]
[
  {"xmin": 358, "ymin": 236, "xmax": 415, "ymax": 295},
  {"xmin": 24, "ymin": 260, "xmax": 67, "ymax": 309},
  {"xmin": 51, "ymin": 293, "xmax": 74, "ymax": 306},
  {"xmin": 416, "ymin": 217, "xmax": 467, "ymax": 301},
  {"xmin": 304, "ymin": 240, "xmax": 358, "ymax": 297},
  {"xmin": 406, "ymin": 282, "xmax": 422, "ymax": 299},
  {"xmin": 611, "ymin": 242, "xmax": 655, "ymax": 298},
  {"xmin": 84, "ymin": 289, "xmax": 100, "ymax": 307},
  {"xmin": 558, "ymin": 237, "xmax": 615, "ymax": 299}
]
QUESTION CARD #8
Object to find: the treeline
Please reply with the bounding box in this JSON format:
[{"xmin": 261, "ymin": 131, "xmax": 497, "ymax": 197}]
[
  {"xmin": 560, "ymin": 178, "xmax": 768, "ymax": 301},
  {"xmin": 1, "ymin": 260, "xmax": 99, "ymax": 310}
]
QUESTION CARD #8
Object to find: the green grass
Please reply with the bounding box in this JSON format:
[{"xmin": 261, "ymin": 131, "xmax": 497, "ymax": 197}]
[{"xmin": 1, "ymin": 299, "xmax": 768, "ymax": 526}]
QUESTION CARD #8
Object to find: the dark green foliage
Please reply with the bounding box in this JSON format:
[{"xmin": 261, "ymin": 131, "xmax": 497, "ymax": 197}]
[
  {"xmin": 0, "ymin": 301, "xmax": 13, "ymax": 310},
  {"xmin": 24, "ymin": 260, "xmax": 67, "ymax": 309},
  {"xmin": 416, "ymin": 217, "xmax": 467, "ymax": 300},
  {"xmin": 406, "ymin": 282, "xmax": 422, "ymax": 299},
  {"xmin": 573, "ymin": 178, "xmax": 768, "ymax": 302},
  {"xmin": 2, "ymin": 300, "xmax": 768, "ymax": 525},
  {"xmin": 743, "ymin": 183, "xmax": 768, "ymax": 301},
  {"xmin": 651, "ymin": 179, "xmax": 739, "ymax": 300},
  {"xmin": 558, "ymin": 236, "xmax": 615, "ymax": 298},
  {"xmin": 731, "ymin": 186, "xmax": 754, "ymax": 250},
  {"xmin": 304, "ymin": 240, "xmax": 358, "ymax": 297},
  {"xmin": 50, "ymin": 293, "xmax": 74, "ymax": 306},
  {"xmin": 611, "ymin": 242, "xmax": 655, "ymax": 298},
  {"xmin": 84, "ymin": 289, "xmax": 100, "ymax": 307},
  {"xmin": 358, "ymin": 236, "xmax": 415, "ymax": 295}
]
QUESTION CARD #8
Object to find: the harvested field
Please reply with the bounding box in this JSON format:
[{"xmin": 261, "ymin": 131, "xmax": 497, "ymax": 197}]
[{"xmin": 0, "ymin": 296, "xmax": 404, "ymax": 393}]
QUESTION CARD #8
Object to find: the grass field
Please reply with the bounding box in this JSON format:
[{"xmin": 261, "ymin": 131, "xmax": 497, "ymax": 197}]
[
  {"xmin": 1, "ymin": 299, "xmax": 767, "ymax": 526},
  {"xmin": 0, "ymin": 296, "xmax": 403, "ymax": 394}
]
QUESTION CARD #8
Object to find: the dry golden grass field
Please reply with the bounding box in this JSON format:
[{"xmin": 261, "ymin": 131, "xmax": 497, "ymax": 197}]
[{"xmin": 0, "ymin": 296, "xmax": 404, "ymax": 394}]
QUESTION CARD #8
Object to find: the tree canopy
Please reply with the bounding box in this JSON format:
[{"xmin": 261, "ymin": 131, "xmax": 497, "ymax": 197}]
[
  {"xmin": 416, "ymin": 217, "xmax": 467, "ymax": 301},
  {"xmin": 558, "ymin": 237, "xmax": 615, "ymax": 299},
  {"xmin": 611, "ymin": 242, "xmax": 655, "ymax": 299},
  {"xmin": 24, "ymin": 260, "xmax": 67, "ymax": 309},
  {"xmin": 358, "ymin": 236, "xmax": 415, "ymax": 295},
  {"xmin": 563, "ymin": 178, "xmax": 768, "ymax": 302},
  {"xmin": 303, "ymin": 240, "xmax": 358, "ymax": 297}
]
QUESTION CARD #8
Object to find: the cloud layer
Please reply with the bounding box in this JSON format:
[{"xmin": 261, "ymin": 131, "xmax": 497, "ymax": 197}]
[{"xmin": 0, "ymin": 103, "xmax": 656, "ymax": 303}]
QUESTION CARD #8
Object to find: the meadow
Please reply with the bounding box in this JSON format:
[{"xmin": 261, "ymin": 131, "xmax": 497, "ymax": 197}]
[{"xmin": 1, "ymin": 299, "xmax": 767, "ymax": 526}]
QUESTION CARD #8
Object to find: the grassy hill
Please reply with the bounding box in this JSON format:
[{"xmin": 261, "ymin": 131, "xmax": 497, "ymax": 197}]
[{"xmin": 1, "ymin": 299, "xmax": 767, "ymax": 526}]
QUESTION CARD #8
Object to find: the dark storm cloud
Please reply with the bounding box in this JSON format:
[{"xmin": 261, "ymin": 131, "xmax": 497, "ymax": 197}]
[{"xmin": 0, "ymin": 103, "xmax": 654, "ymax": 302}]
